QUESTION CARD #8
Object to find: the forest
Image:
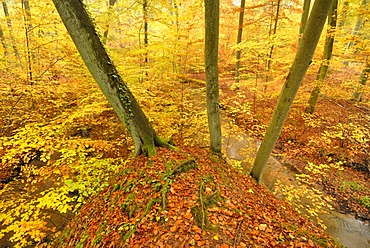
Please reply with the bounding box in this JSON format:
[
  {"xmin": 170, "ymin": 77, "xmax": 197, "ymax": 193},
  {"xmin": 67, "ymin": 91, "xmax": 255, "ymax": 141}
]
[{"xmin": 0, "ymin": 0, "xmax": 369, "ymax": 247}]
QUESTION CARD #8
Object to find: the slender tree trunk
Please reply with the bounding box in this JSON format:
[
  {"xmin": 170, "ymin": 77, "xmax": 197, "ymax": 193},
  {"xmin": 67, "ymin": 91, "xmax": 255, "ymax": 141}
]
[
  {"xmin": 22, "ymin": 0, "xmax": 33, "ymax": 83},
  {"xmin": 205, "ymin": 0, "xmax": 221, "ymax": 153},
  {"xmin": 306, "ymin": 0, "xmax": 338, "ymax": 114},
  {"xmin": 143, "ymin": 0, "xmax": 148, "ymax": 64},
  {"xmin": 250, "ymin": 0, "xmax": 334, "ymax": 183},
  {"xmin": 265, "ymin": 0, "xmax": 281, "ymax": 77},
  {"xmin": 298, "ymin": 0, "xmax": 311, "ymax": 48},
  {"xmin": 352, "ymin": 62, "xmax": 370, "ymax": 102},
  {"xmin": 52, "ymin": 0, "xmax": 175, "ymax": 156},
  {"xmin": 234, "ymin": 0, "xmax": 246, "ymax": 87},
  {"xmin": 2, "ymin": 0, "xmax": 21, "ymax": 67},
  {"xmin": 102, "ymin": 0, "xmax": 117, "ymax": 45}
]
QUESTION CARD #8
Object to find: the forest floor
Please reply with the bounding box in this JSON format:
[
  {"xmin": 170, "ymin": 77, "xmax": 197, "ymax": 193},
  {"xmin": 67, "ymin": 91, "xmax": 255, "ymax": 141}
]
[{"xmin": 0, "ymin": 67, "xmax": 369, "ymax": 247}]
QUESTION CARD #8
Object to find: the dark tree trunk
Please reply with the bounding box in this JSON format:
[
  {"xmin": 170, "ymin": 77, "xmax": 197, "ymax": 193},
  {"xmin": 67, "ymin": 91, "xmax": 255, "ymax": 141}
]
[
  {"xmin": 234, "ymin": 0, "xmax": 246, "ymax": 87},
  {"xmin": 265, "ymin": 0, "xmax": 281, "ymax": 80}
]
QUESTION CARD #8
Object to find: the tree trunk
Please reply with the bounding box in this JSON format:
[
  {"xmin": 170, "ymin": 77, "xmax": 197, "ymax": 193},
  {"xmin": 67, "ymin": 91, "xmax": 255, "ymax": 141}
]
[
  {"xmin": 352, "ymin": 62, "xmax": 370, "ymax": 102},
  {"xmin": 205, "ymin": 0, "xmax": 221, "ymax": 153},
  {"xmin": 22, "ymin": 0, "xmax": 33, "ymax": 83},
  {"xmin": 234, "ymin": 0, "xmax": 246, "ymax": 87},
  {"xmin": 305, "ymin": 0, "xmax": 338, "ymax": 114},
  {"xmin": 52, "ymin": 0, "xmax": 175, "ymax": 156},
  {"xmin": 143, "ymin": 0, "xmax": 148, "ymax": 64},
  {"xmin": 102, "ymin": 0, "xmax": 117, "ymax": 45},
  {"xmin": 298, "ymin": 0, "xmax": 310, "ymax": 49},
  {"xmin": 2, "ymin": 0, "xmax": 21, "ymax": 67},
  {"xmin": 250, "ymin": 0, "xmax": 334, "ymax": 183}
]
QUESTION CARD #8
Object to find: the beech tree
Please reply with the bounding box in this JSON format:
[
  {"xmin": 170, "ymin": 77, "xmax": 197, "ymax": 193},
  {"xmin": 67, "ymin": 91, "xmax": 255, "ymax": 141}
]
[
  {"xmin": 306, "ymin": 0, "xmax": 338, "ymax": 114},
  {"xmin": 205, "ymin": 0, "xmax": 222, "ymax": 153},
  {"xmin": 250, "ymin": 0, "xmax": 334, "ymax": 183},
  {"xmin": 52, "ymin": 0, "xmax": 175, "ymax": 156}
]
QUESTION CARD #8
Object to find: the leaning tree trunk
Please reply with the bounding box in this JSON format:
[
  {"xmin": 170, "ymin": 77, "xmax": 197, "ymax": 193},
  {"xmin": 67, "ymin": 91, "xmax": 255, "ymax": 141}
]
[
  {"xmin": 234, "ymin": 0, "xmax": 246, "ymax": 88},
  {"xmin": 52, "ymin": 0, "xmax": 175, "ymax": 156},
  {"xmin": 306, "ymin": 0, "xmax": 338, "ymax": 114},
  {"xmin": 352, "ymin": 62, "xmax": 370, "ymax": 102},
  {"xmin": 250, "ymin": 0, "xmax": 334, "ymax": 183},
  {"xmin": 205, "ymin": 0, "xmax": 222, "ymax": 153}
]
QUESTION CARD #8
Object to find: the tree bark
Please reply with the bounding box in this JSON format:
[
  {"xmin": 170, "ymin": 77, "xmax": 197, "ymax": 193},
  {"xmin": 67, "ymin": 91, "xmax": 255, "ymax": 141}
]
[
  {"xmin": 250, "ymin": 0, "xmax": 334, "ymax": 183},
  {"xmin": 298, "ymin": 0, "xmax": 310, "ymax": 49},
  {"xmin": 306, "ymin": 0, "xmax": 338, "ymax": 114},
  {"xmin": 234, "ymin": 0, "xmax": 246, "ymax": 87},
  {"xmin": 52, "ymin": 0, "xmax": 175, "ymax": 156},
  {"xmin": 205, "ymin": 0, "xmax": 221, "ymax": 153}
]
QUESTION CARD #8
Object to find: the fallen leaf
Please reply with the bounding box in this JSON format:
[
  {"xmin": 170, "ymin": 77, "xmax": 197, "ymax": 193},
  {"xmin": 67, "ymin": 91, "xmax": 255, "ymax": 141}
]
[{"xmin": 258, "ymin": 223, "xmax": 267, "ymax": 231}]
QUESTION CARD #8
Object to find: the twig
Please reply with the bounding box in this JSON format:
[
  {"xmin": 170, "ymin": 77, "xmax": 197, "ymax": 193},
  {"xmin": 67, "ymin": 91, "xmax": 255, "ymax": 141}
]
[
  {"xmin": 233, "ymin": 218, "xmax": 245, "ymax": 248},
  {"xmin": 199, "ymin": 182, "xmax": 206, "ymax": 229}
]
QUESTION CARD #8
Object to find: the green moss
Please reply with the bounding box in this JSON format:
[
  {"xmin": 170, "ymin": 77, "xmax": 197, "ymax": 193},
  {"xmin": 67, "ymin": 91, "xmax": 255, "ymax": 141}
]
[
  {"xmin": 340, "ymin": 181, "xmax": 365, "ymax": 191},
  {"xmin": 360, "ymin": 196, "xmax": 370, "ymax": 208}
]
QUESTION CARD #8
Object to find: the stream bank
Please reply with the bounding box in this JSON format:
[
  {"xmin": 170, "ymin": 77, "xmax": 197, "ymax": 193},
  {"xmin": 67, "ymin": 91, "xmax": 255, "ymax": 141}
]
[{"xmin": 222, "ymin": 122, "xmax": 370, "ymax": 248}]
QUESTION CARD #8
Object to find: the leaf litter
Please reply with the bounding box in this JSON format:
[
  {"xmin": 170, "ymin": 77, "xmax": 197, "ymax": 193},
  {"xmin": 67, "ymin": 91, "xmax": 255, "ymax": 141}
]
[{"xmin": 53, "ymin": 146, "xmax": 340, "ymax": 247}]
